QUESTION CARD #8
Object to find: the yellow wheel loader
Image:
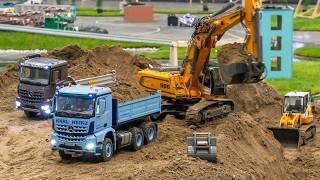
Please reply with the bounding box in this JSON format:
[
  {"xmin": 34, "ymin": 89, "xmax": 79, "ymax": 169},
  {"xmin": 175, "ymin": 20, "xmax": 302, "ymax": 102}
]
[{"xmin": 269, "ymin": 92, "xmax": 316, "ymax": 148}]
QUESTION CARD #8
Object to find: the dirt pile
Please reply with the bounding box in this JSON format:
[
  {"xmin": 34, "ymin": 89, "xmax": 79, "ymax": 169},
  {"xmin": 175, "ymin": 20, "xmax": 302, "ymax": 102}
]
[
  {"xmin": 217, "ymin": 43, "xmax": 250, "ymax": 64},
  {"xmin": 0, "ymin": 111, "xmax": 298, "ymax": 180},
  {"xmin": 227, "ymin": 82, "xmax": 283, "ymax": 124},
  {"xmin": 0, "ymin": 64, "xmax": 19, "ymax": 111},
  {"xmin": 0, "ymin": 45, "xmax": 159, "ymax": 111},
  {"xmin": 47, "ymin": 45, "xmax": 159, "ymax": 102}
]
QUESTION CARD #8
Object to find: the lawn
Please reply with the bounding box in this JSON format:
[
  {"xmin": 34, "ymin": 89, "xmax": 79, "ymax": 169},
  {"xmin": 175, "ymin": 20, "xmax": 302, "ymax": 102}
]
[
  {"xmin": 267, "ymin": 61, "xmax": 320, "ymax": 95},
  {"xmin": 0, "ymin": 31, "xmax": 216, "ymax": 60},
  {"xmin": 294, "ymin": 46, "xmax": 320, "ymax": 59},
  {"xmin": 76, "ymin": 7, "xmax": 214, "ymax": 17},
  {"xmin": 294, "ymin": 17, "xmax": 320, "ymax": 31}
]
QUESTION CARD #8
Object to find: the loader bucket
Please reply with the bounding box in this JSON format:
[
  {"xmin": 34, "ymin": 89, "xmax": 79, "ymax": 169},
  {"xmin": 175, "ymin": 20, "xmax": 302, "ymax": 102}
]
[
  {"xmin": 219, "ymin": 62, "xmax": 265, "ymax": 84},
  {"xmin": 268, "ymin": 127, "xmax": 301, "ymax": 148}
]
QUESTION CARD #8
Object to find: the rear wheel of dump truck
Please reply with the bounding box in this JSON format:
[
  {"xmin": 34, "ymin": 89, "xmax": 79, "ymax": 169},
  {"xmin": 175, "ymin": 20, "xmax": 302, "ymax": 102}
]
[
  {"xmin": 100, "ymin": 138, "xmax": 113, "ymax": 162},
  {"xmin": 59, "ymin": 150, "xmax": 72, "ymax": 160},
  {"xmin": 141, "ymin": 122, "xmax": 157, "ymax": 144},
  {"xmin": 24, "ymin": 111, "xmax": 37, "ymax": 118},
  {"xmin": 130, "ymin": 127, "xmax": 144, "ymax": 151}
]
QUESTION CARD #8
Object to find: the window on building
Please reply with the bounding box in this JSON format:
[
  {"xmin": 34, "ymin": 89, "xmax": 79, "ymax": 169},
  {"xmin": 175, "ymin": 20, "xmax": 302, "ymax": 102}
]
[
  {"xmin": 271, "ymin": 57, "xmax": 281, "ymax": 71},
  {"xmin": 271, "ymin": 15, "xmax": 282, "ymax": 30}
]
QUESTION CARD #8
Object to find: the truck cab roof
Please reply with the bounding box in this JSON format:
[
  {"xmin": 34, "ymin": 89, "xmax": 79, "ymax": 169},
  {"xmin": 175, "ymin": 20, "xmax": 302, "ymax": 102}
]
[
  {"xmin": 20, "ymin": 57, "xmax": 67, "ymax": 69},
  {"xmin": 57, "ymin": 85, "xmax": 112, "ymax": 96},
  {"xmin": 285, "ymin": 92, "xmax": 309, "ymax": 97}
]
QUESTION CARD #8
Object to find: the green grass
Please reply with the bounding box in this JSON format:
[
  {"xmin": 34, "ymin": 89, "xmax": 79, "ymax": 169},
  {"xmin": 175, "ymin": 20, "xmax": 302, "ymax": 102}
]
[
  {"xmin": 295, "ymin": 46, "xmax": 320, "ymax": 59},
  {"xmin": 0, "ymin": 31, "xmax": 216, "ymax": 60},
  {"xmin": 77, "ymin": 8, "xmax": 122, "ymax": 17},
  {"xmin": 0, "ymin": 62, "xmax": 13, "ymax": 67},
  {"xmin": 77, "ymin": 7, "xmax": 214, "ymax": 17},
  {"xmin": 294, "ymin": 17, "xmax": 320, "ymax": 31},
  {"xmin": 267, "ymin": 61, "xmax": 320, "ymax": 95}
]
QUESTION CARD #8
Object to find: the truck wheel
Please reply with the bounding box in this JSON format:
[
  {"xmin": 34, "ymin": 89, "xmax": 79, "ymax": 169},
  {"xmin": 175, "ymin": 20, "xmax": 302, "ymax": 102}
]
[
  {"xmin": 130, "ymin": 127, "xmax": 144, "ymax": 151},
  {"xmin": 59, "ymin": 150, "xmax": 72, "ymax": 160},
  {"xmin": 141, "ymin": 122, "xmax": 157, "ymax": 144},
  {"xmin": 24, "ymin": 111, "xmax": 37, "ymax": 118},
  {"xmin": 100, "ymin": 138, "xmax": 113, "ymax": 162}
]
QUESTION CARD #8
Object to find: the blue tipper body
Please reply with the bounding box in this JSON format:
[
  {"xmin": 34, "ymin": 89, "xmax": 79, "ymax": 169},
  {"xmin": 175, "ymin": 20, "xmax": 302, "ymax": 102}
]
[{"xmin": 51, "ymin": 85, "xmax": 161, "ymax": 156}]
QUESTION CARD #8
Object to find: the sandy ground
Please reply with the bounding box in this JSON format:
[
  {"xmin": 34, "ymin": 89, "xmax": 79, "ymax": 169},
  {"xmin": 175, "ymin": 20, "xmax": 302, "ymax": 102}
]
[{"xmin": 0, "ymin": 45, "xmax": 319, "ymax": 179}]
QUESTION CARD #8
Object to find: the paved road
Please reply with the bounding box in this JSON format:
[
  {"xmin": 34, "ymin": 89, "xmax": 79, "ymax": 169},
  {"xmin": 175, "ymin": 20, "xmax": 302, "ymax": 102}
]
[{"xmin": 75, "ymin": 14, "xmax": 245, "ymax": 44}]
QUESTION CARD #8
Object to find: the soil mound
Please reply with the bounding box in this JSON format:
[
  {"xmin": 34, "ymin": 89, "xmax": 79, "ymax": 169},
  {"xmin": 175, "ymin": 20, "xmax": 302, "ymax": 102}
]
[
  {"xmin": 227, "ymin": 82, "xmax": 283, "ymax": 124},
  {"xmin": 217, "ymin": 43, "xmax": 249, "ymax": 64},
  {"xmin": 0, "ymin": 45, "xmax": 159, "ymax": 111}
]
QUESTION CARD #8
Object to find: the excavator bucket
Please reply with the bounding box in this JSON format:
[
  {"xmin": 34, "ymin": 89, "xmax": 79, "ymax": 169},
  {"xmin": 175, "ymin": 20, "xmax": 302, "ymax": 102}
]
[
  {"xmin": 268, "ymin": 127, "xmax": 301, "ymax": 148},
  {"xmin": 219, "ymin": 62, "xmax": 265, "ymax": 84}
]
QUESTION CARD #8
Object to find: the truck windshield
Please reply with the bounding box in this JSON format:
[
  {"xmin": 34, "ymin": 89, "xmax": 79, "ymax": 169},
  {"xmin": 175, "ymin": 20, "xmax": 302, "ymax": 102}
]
[
  {"xmin": 56, "ymin": 96, "xmax": 95, "ymax": 119},
  {"xmin": 20, "ymin": 66, "xmax": 50, "ymax": 85},
  {"xmin": 284, "ymin": 96, "xmax": 304, "ymax": 113}
]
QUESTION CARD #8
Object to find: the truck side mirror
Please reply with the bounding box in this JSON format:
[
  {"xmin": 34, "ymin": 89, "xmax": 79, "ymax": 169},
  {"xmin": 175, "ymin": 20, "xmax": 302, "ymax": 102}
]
[{"xmin": 52, "ymin": 71, "xmax": 59, "ymax": 84}]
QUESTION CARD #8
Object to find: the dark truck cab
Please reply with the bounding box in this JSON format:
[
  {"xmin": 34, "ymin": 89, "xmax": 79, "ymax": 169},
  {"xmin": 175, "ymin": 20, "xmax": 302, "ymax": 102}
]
[{"xmin": 16, "ymin": 57, "xmax": 69, "ymax": 118}]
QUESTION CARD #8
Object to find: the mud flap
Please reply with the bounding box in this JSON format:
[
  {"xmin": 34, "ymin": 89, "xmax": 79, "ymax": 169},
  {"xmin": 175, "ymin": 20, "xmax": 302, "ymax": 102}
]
[
  {"xmin": 219, "ymin": 62, "xmax": 265, "ymax": 84},
  {"xmin": 268, "ymin": 127, "xmax": 301, "ymax": 148}
]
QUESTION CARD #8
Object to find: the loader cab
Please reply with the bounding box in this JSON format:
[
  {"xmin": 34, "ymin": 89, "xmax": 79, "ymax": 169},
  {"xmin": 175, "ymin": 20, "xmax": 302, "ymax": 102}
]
[{"xmin": 283, "ymin": 92, "xmax": 310, "ymax": 114}]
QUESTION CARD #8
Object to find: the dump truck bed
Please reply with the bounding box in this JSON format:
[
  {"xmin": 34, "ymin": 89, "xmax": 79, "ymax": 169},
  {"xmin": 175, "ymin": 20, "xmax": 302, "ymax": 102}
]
[{"xmin": 112, "ymin": 91, "xmax": 161, "ymax": 126}]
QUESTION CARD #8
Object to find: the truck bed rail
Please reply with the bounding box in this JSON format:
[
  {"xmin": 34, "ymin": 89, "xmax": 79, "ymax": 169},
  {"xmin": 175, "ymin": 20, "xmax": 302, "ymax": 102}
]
[{"xmin": 75, "ymin": 71, "xmax": 116, "ymax": 86}]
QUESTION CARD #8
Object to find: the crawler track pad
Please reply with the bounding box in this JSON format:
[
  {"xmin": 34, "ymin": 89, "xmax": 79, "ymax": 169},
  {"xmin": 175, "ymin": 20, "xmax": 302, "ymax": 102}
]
[{"xmin": 268, "ymin": 127, "xmax": 301, "ymax": 148}]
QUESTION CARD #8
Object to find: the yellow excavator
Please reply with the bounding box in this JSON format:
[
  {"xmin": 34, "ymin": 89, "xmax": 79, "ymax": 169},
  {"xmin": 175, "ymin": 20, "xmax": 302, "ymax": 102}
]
[
  {"xmin": 136, "ymin": 0, "xmax": 265, "ymax": 126},
  {"xmin": 269, "ymin": 92, "xmax": 316, "ymax": 148}
]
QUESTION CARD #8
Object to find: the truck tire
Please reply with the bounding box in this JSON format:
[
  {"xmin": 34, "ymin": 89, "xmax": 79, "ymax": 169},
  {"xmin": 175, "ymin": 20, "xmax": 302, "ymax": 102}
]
[
  {"xmin": 59, "ymin": 150, "xmax": 72, "ymax": 160},
  {"xmin": 100, "ymin": 138, "xmax": 113, "ymax": 162},
  {"xmin": 130, "ymin": 127, "xmax": 144, "ymax": 151},
  {"xmin": 141, "ymin": 122, "xmax": 157, "ymax": 144},
  {"xmin": 24, "ymin": 111, "xmax": 37, "ymax": 118}
]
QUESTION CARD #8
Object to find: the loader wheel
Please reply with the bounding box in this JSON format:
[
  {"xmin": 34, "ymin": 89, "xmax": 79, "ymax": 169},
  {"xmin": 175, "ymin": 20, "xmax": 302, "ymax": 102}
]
[
  {"xmin": 24, "ymin": 111, "xmax": 37, "ymax": 118},
  {"xmin": 100, "ymin": 138, "xmax": 113, "ymax": 162},
  {"xmin": 59, "ymin": 150, "xmax": 72, "ymax": 160},
  {"xmin": 141, "ymin": 122, "xmax": 157, "ymax": 144},
  {"xmin": 130, "ymin": 127, "xmax": 144, "ymax": 151}
]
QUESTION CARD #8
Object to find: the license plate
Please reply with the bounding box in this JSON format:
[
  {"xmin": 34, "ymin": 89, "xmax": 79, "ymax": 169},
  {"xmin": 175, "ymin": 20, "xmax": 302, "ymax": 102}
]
[{"xmin": 65, "ymin": 143, "xmax": 75, "ymax": 147}]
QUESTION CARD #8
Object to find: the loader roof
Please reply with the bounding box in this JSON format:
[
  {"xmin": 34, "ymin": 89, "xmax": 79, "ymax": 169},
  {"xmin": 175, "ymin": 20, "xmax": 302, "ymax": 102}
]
[
  {"xmin": 285, "ymin": 92, "xmax": 309, "ymax": 97},
  {"xmin": 20, "ymin": 57, "xmax": 67, "ymax": 69}
]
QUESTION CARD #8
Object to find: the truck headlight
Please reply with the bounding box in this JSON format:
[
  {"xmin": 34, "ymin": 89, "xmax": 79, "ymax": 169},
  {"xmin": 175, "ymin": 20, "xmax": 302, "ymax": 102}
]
[
  {"xmin": 41, "ymin": 105, "xmax": 51, "ymax": 114},
  {"xmin": 51, "ymin": 139, "xmax": 57, "ymax": 146},
  {"xmin": 86, "ymin": 143, "xmax": 95, "ymax": 150},
  {"xmin": 16, "ymin": 101, "xmax": 21, "ymax": 108}
]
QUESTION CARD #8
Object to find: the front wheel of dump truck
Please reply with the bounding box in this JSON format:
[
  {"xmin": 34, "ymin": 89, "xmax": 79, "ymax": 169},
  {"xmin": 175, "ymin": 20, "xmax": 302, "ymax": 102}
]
[
  {"xmin": 59, "ymin": 150, "xmax": 72, "ymax": 160},
  {"xmin": 141, "ymin": 122, "xmax": 157, "ymax": 144},
  {"xmin": 130, "ymin": 127, "xmax": 144, "ymax": 151},
  {"xmin": 24, "ymin": 111, "xmax": 37, "ymax": 118},
  {"xmin": 100, "ymin": 138, "xmax": 113, "ymax": 162}
]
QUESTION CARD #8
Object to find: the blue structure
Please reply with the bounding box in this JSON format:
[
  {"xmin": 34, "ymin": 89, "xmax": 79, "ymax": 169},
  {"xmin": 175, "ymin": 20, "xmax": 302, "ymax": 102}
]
[{"xmin": 259, "ymin": 7, "xmax": 294, "ymax": 79}]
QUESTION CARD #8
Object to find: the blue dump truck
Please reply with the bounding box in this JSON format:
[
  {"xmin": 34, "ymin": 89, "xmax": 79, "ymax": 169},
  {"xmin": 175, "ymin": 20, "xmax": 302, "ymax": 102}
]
[{"xmin": 50, "ymin": 85, "xmax": 161, "ymax": 161}]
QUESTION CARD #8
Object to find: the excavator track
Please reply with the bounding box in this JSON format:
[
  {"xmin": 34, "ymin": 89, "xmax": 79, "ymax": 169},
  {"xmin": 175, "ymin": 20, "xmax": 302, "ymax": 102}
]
[{"xmin": 186, "ymin": 100, "xmax": 233, "ymax": 127}]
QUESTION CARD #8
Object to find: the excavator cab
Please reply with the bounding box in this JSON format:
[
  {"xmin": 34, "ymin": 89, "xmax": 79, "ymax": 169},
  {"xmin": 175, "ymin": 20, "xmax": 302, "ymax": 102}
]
[
  {"xmin": 201, "ymin": 62, "xmax": 226, "ymax": 96},
  {"xmin": 269, "ymin": 92, "xmax": 316, "ymax": 148}
]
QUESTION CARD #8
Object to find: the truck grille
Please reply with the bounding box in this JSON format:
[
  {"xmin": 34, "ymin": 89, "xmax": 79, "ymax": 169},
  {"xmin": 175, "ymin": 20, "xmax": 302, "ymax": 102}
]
[
  {"xmin": 19, "ymin": 89, "xmax": 44, "ymax": 104},
  {"xmin": 55, "ymin": 124, "xmax": 88, "ymax": 143}
]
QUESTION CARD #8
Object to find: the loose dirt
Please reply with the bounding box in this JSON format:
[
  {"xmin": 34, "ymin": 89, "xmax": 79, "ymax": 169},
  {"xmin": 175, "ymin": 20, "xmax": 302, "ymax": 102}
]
[
  {"xmin": 0, "ymin": 45, "xmax": 319, "ymax": 179},
  {"xmin": 217, "ymin": 43, "xmax": 250, "ymax": 64},
  {"xmin": 0, "ymin": 45, "xmax": 159, "ymax": 111}
]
